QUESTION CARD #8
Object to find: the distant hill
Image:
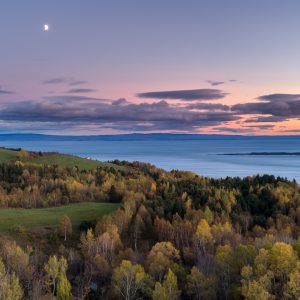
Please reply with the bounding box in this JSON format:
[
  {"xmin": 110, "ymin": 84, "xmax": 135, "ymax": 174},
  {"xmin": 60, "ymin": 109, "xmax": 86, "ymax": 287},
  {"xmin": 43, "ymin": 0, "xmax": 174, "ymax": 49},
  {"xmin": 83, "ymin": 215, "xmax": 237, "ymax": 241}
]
[{"xmin": 0, "ymin": 133, "xmax": 299, "ymax": 141}]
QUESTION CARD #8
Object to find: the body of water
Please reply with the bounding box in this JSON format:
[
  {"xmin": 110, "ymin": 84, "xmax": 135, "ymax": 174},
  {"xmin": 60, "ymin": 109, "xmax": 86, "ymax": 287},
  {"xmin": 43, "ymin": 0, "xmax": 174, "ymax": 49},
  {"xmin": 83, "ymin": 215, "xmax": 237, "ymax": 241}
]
[{"xmin": 0, "ymin": 136, "xmax": 299, "ymax": 181}]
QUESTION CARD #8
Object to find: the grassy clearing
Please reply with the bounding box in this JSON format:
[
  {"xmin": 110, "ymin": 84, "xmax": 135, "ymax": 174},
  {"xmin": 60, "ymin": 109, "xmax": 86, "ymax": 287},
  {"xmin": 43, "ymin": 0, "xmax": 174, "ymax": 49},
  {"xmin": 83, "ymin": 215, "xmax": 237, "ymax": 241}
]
[
  {"xmin": 0, "ymin": 147, "xmax": 20, "ymax": 163},
  {"xmin": 0, "ymin": 202, "xmax": 119, "ymax": 232},
  {"xmin": 0, "ymin": 147, "xmax": 123, "ymax": 171},
  {"xmin": 24, "ymin": 153, "xmax": 123, "ymax": 171}
]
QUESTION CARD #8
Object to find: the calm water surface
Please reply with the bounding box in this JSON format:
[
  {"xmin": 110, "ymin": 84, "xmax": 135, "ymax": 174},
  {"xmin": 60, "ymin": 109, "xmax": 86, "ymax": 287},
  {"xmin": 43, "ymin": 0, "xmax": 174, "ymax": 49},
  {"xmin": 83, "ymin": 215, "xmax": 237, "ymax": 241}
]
[{"xmin": 0, "ymin": 137, "xmax": 299, "ymax": 181}]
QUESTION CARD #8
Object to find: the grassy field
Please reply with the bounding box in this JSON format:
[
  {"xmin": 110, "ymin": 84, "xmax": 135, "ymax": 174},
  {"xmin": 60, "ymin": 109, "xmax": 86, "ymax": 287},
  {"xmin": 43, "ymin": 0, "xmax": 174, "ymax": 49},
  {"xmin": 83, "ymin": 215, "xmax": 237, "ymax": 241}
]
[
  {"xmin": 0, "ymin": 202, "xmax": 119, "ymax": 232},
  {"xmin": 0, "ymin": 147, "xmax": 123, "ymax": 171},
  {"xmin": 0, "ymin": 147, "xmax": 20, "ymax": 163},
  {"xmin": 24, "ymin": 153, "xmax": 123, "ymax": 171}
]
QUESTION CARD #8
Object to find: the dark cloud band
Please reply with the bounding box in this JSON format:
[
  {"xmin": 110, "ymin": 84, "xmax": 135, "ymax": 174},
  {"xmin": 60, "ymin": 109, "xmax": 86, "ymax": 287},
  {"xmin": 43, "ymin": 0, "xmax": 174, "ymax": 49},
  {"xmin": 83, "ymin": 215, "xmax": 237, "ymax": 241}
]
[
  {"xmin": 0, "ymin": 95, "xmax": 238, "ymax": 132},
  {"xmin": 137, "ymin": 89, "xmax": 228, "ymax": 101},
  {"xmin": 0, "ymin": 90, "xmax": 299, "ymax": 134},
  {"xmin": 232, "ymin": 93, "xmax": 300, "ymax": 119}
]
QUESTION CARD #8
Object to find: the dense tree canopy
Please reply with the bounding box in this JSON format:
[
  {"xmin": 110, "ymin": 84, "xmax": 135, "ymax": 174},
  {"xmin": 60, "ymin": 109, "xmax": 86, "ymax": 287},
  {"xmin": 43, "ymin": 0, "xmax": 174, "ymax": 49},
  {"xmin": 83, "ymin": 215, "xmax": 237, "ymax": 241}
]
[{"xmin": 0, "ymin": 159, "xmax": 299, "ymax": 298}]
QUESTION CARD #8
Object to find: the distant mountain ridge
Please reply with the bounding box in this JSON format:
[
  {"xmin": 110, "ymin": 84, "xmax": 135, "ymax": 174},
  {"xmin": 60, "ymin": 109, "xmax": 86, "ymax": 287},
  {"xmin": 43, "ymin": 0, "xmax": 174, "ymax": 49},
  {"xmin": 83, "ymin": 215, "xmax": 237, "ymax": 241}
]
[{"xmin": 0, "ymin": 133, "xmax": 299, "ymax": 141}]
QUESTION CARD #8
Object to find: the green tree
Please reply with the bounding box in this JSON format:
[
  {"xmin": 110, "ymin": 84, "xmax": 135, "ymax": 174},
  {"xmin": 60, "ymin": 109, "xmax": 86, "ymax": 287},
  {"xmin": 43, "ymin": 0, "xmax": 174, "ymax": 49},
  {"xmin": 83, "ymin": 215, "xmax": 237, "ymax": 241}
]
[
  {"xmin": 269, "ymin": 242, "xmax": 297, "ymax": 281},
  {"xmin": 112, "ymin": 260, "xmax": 149, "ymax": 300},
  {"xmin": 241, "ymin": 265, "xmax": 274, "ymax": 300},
  {"xmin": 215, "ymin": 245, "xmax": 234, "ymax": 299},
  {"xmin": 0, "ymin": 240, "xmax": 30, "ymax": 290},
  {"xmin": 233, "ymin": 244, "xmax": 256, "ymax": 274},
  {"xmin": 57, "ymin": 274, "xmax": 72, "ymax": 300},
  {"xmin": 293, "ymin": 236, "xmax": 300, "ymax": 257},
  {"xmin": 153, "ymin": 269, "xmax": 180, "ymax": 300},
  {"xmin": 0, "ymin": 258, "xmax": 23, "ymax": 300},
  {"xmin": 187, "ymin": 266, "xmax": 216, "ymax": 299},
  {"xmin": 45, "ymin": 256, "xmax": 68, "ymax": 296},
  {"xmin": 45, "ymin": 256, "xmax": 59, "ymax": 295}
]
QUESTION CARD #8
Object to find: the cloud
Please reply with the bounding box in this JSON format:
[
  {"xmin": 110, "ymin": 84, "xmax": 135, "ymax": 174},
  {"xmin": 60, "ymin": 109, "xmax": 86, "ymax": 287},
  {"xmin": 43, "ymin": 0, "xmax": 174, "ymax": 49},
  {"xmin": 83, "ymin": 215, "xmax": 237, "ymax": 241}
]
[
  {"xmin": 245, "ymin": 116, "xmax": 286, "ymax": 123},
  {"xmin": 205, "ymin": 80, "xmax": 225, "ymax": 86},
  {"xmin": 66, "ymin": 88, "xmax": 96, "ymax": 94},
  {"xmin": 212, "ymin": 124, "xmax": 274, "ymax": 134},
  {"xmin": 0, "ymin": 90, "xmax": 14, "ymax": 95},
  {"xmin": 212, "ymin": 127, "xmax": 254, "ymax": 134},
  {"xmin": 69, "ymin": 80, "xmax": 88, "ymax": 86},
  {"xmin": 232, "ymin": 93, "xmax": 300, "ymax": 119},
  {"xmin": 137, "ymin": 89, "xmax": 228, "ymax": 101},
  {"xmin": 112, "ymin": 98, "xmax": 128, "ymax": 106},
  {"xmin": 245, "ymin": 124, "xmax": 275, "ymax": 129},
  {"xmin": 281, "ymin": 129, "xmax": 300, "ymax": 133},
  {"xmin": 186, "ymin": 102, "xmax": 230, "ymax": 111},
  {"xmin": 43, "ymin": 77, "xmax": 87, "ymax": 86},
  {"xmin": 2, "ymin": 89, "xmax": 297, "ymax": 134},
  {"xmin": 44, "ymin": 95, "xmax": 109, "ymax": 102},
  {"xmin": 0, "ymin": 95, "xmax": 238, "ymax": 132},
  {"xmin": 0, "ymin": 86, "xmax": 14, "ymax": 94},
  {"xmin": 258, "ymin": 94, "xmax": 300, "ymax": 102},
  {"xmin": 43, "ymin": 78, "xmax": 66, "ymax": 84}
]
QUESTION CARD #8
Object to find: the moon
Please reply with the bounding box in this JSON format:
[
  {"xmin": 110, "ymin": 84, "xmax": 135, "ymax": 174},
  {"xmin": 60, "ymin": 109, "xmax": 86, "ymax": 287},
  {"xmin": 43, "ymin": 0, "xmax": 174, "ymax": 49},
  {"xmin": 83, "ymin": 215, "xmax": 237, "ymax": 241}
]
[{"xmin": 44, "ymin": 24, "xmax": 49, "ymax": 32}]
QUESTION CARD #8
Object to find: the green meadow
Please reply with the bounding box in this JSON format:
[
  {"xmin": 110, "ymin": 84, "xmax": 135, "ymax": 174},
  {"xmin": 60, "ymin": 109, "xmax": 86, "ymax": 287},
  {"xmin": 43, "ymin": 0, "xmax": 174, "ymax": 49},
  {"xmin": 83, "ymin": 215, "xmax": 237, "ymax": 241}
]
[
  {"xmin": 0, "ymin": 147, "xmax": 123, "ymax": 171},
  {"xmin": 0, "ymin": 202, "xmax": 119, "ymax": 232},
  {"xmin": 24, "ymin": 153, "xmax": 123, "ymax": 170},
  {"xmin": 0, "ymin": 147, "xmax": 20, "ymax": 163}
]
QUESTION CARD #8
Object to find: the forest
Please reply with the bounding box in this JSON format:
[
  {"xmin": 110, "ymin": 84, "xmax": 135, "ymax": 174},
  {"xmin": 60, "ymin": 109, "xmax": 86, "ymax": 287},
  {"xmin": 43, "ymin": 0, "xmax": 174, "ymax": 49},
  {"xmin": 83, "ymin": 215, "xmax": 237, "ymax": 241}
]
[{"xmin": 0, "ymin": 154, "xmax": 300, "ymax": 299}]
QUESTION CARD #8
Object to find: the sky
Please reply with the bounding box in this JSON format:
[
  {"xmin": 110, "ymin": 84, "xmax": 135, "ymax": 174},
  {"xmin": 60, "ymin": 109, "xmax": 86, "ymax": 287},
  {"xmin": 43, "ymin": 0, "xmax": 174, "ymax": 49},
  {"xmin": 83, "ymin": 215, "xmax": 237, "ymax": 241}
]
[{"xmin": 1, "ymin": 0, "xmax": 300, "ymax": 135}]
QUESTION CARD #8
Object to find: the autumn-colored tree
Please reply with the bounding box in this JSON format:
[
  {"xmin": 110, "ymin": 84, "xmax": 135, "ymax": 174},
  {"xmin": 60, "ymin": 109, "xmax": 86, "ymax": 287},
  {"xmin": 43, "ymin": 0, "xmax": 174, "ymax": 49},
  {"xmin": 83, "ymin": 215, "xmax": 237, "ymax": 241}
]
[
  {"xmin": 171, "ymin": 214, "xmax": 193, "ymax": 250},
  {"xmin": 18, "ymin": 150, "xmax": 29, "ymax": 160},
  {"xmin": 92, "ymin": 254, "xmax": 111, "ymax": 282},
  {"xmin": 44, "ymin": 256, "xmax": 60, "ymax": 295},
  {"xmin": 211, "ymin": 222, "xmax": 233, "ymax": 245},
  {"xmin": 194, "ymin": 219, "xmax": 213, "ymax": 255},
  {"xmin": 154, "ymin": 217, "xmax": 173, "ymax": 243},
  {"xmin": 187, "ymin": 266, "xmax": 216, "ymax": 299},
  {"xmin": 112, "ymin": 260, "xmax": 149, "ymax": 300},
  {"xmin": 80, "ymin": 228, "xmax": 95, "ymax": 257},
  {"xmin": 269, "ymin": 242, "xmax": 297, "ymax": 281},
  {"xmin": 215, "ymin": 245, "xmax": 234, "ymax": 299},
  {"xmin": 153, "ymin": 269, "xmax": 180, "ymax": 300},
  {"xmin": 0, "ymin": 258, "xmax": 23, "ymax": 300},
  {"xmin": 131, "ymin": 203, "xmax": 151, "ymax": 250},
  {"xmin": 147, "ymin": 242, "xmax": 180, "ymax": 281},
  {"xmin": 95, "ymin": 215, "xmax": 115, "ymax": 236},
  {"xmin": 0, "ymin": 150, "xmax": 300, "ymax": 299},
  {"xmin": 293, "ymin": 236, "xmax": 300, "ymax": 257},
  {"xmin": 44, "ymin": 256, "xmax": 68, "ymax": 296},
  {"xmin": 284, "ymin": 262, "xmax": 300, "ymax": 299},
  {"xmin": 241, "ymin": 265, "xmax": 274, "ymax": 300},
  {"xmin": 0, "ymin": 240, "xmax": 30, "ymax": 279},
  {"xmin": 240, "ymin": 243, "xmax": 299, "ymax": 299},
  {"xmin": 232, "ymin": 244, "xmax": 256, "ymax": 274},
  {"xmin": 59, "ymin": 215, "xmax": 72, "ymax": 241}
]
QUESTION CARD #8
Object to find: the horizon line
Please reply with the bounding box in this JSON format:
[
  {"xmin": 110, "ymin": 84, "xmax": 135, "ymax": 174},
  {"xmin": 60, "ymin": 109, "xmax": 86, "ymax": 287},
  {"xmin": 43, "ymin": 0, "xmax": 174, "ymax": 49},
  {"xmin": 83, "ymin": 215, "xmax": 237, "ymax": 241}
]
[{"xmin": 0, "ymin": 132, "xmax": 299, "ymax": 138}]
